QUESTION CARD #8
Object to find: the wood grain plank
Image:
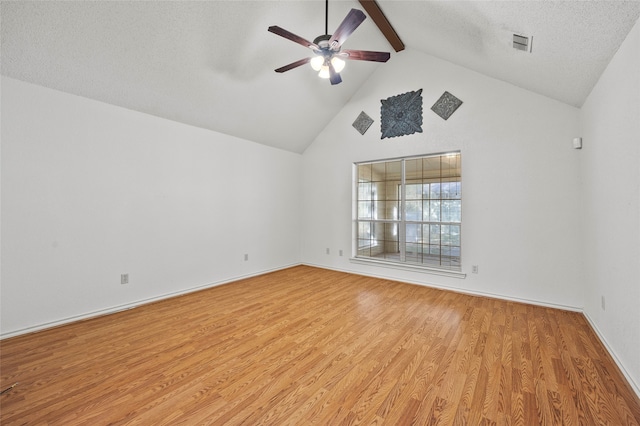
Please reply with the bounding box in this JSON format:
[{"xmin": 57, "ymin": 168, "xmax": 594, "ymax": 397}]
[{"xmin": 1, "ymin": 266, "xmax": 639, "ymax": 425}]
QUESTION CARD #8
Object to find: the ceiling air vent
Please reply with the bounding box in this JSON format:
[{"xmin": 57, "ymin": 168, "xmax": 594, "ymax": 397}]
[{"xmin": 513, "ymin": 34, "xmax": 532, "ymax": 52}]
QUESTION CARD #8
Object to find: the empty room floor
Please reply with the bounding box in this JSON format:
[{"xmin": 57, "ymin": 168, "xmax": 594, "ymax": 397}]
[{"xmin": 1, "ymin": 265, "xmax": 639, "ymax": 424}]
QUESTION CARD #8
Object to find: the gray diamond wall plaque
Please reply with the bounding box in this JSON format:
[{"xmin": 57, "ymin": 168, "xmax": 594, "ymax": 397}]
[
  {"xmin": 431, "ymin": 91, "xmax": 463, "ymax": 120},
  {"xmin": 380, "ymin": 89, "xmax": 423, "ymax": 139},
  {"xmin": 352, "ymin": 111, "xmax": 374, "ymax": 135}
]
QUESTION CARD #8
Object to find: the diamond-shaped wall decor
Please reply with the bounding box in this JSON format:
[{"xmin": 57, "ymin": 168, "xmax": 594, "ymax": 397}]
[
  {"xmin": 431, "ymin": 91, "xmax": 463, "ymax": 120},
  {"xmin": 352, "ymin": 111, "xmax": 374, "ymax": 135},
  {"xmin": 380, "ymin": 89, "xmax": 423, "ymax": 139}
]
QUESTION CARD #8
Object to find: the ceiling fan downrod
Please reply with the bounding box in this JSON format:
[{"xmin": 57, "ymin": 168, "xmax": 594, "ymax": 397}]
[{"xmin": 325, "ymin": 0, "xmax": 329, "ymax": 36}]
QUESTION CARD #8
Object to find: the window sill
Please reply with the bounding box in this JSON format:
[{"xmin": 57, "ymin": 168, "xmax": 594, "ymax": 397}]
[{"xmin": 349, "ymin": 257, "xmax": 467, "ymax": 279}]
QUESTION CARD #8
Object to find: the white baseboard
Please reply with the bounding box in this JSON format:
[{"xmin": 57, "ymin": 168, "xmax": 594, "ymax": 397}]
[
  {"xmin": 582, "ymin": 311, "xmax": 640, "ymax": 399},
  {"xmin": 0, "ymin": 263, "xmax": 301, "ymax": 340},
  {"xmin": 303, "ymin": 262, "xmax": 582, "ymax": 312}
]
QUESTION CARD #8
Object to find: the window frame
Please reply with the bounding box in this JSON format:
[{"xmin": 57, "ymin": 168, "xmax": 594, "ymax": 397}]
[{"xmin": 351, "ymin": 152, "xmax": 466, "ymax": 279}]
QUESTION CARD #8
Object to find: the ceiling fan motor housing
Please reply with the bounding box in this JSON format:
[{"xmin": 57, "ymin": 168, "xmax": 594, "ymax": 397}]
[
  {"xmin": 313, "ymin": 35, "xmax": 337, "ymax": 56},
  {"xmin": 313, "ymin": 34, "xmax": 332, "ymax": 45}
]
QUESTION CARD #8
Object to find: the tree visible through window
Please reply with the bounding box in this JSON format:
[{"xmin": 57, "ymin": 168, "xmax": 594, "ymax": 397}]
[{"xmin": 355, "ymin": 152, "xmax": 461, "ymax": 271}]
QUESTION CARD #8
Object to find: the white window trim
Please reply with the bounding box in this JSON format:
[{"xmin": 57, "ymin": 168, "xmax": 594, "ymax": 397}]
[{"xmin": 349, "ymin": 256, "xmax": 467, "ymax": 279}]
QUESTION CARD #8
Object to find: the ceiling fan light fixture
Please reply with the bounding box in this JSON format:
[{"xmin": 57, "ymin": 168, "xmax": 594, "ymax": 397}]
[
  {"xmin": 331, "ymin": 56, "xmax": 345, "ymax": 73},
  {"xmin": 310, "ymin": 55, "xmax": 325, "ymax": 71},
  {"xmin": 318, "ymin": 66, "xmax": 331, "ymax": 79}
]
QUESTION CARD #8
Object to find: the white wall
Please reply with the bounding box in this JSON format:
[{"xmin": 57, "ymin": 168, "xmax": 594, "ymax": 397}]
[
  {"xmin": 580, "ymin": 18, "xmax": 640, "ymax": 395},
  {"xmin": 1, "ymin": 77, "xmax": 302, "ymax": 337},
  {"xmin": 301, "ymin": 49, "xmax": 583, "ymax": 309}
]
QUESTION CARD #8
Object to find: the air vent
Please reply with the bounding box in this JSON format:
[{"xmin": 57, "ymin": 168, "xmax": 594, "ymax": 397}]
[{"xmin": 513, "ymin": 34, "xmax": 532, "ymax": 52}]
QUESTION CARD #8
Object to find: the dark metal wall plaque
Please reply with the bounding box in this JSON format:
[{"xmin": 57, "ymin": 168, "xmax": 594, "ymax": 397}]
[
  {"xmin": 380, "ymin": 89, "xmax": 423, "ymax": 139},
  {"xmin": 431, "ymin": 91, "xmax": 463, "ymax": 120},
  {"xmin": 352, "ymin": 111, "xmax": 374, "ymax": 135}
]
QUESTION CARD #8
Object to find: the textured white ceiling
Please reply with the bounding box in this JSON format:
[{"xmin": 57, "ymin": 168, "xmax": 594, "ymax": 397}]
[
  {"xmin": 381, "ymin": 1, "xmax": 640, "ymax": 108},
  {"xmin": 2, "ymin": 1, "xmax": 639, "ymax": 154}
]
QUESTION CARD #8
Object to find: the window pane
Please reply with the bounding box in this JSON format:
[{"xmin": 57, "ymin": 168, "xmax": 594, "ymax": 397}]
[
  {"xmin": 430, "ymin": 224, "xmax": 440, "ymax": 244},
  {"xmin": 405, "ymin": 201, "xmax": 422, "ymax": 221},
  {"xmin": 384, "ymin": 222, "xmax": 398, "ymax": 240},
  {"xmin": 358, "ymin": 182, "xmax": 372, "ymax": 201},
  {"xmin": 422, "ymin": 183, "xmax": 431, "ymax": 200},
  {"xmin": 358, "ymin": 241, "xmax": 370, "ymax": 252},
  {"xmin": 405, "ymin": 183, "xmax": 422, "ymax": 200},
  {"xmin": 441, "ymin": 181, "xmax": 461, "ymax": 199},
  {"xmin": 358, "ymin": 201, "xmax": 372, "ymax": 219},
  {"xmin": 385, "ymin": 161, "xmax": 402, "ymax": 181},
  {"xmin": 405, "ymin": 159, "xmax": 421, "ymax": 181},
  {"xmin": 423, "ymin": 157, "xmax": 441, "ymax": 178},
  {"xmin": 358, "ymin": 221, "xmax": 372, "ymax": 241},
  {"xmin": 373, "ymin": 200, "xmax": 385, "ymax": 220},
  {"xmin": 430, "ymin": 183, "xmax": 441, "ymax": 199},
  {"xmin": 442, "ymin": 224, "xmax": 461, "ymax": 246},
  {"xmin": 406, "ymin": 223, "xmax": 422, "ymax": 243},
  {"xmin": 442, "ymin": 200, "xmax": 461, "ymax": 222},
  {"xmin": 382, "ymin": 222, "xmax": 400, "ymax": 258},
  {"xmin": 373, "ymin": 201, "xmax": 397, "ymax": 220},
  {"xmin": 372, "ymin": 222, "xmax": 385, "ymax": 241},
  {"xmin": 371, "ymin": 162, "xmax": 386, "ymax": 181},
  {"xmin": 358, "ymin": 244, "xmax": 371, "ymax": 257},
  {"xmin": 442, "ymin": 153, "xmax": 461, "ymax": 178},
  {"xmin": 358, "ymin": 164, "xmax": 372, "ymax": 182},
  {"xmin": 405, "ymin": 242, "xmax": 421, "ymax": 255},
  {"xmin": 422, "ymin": 224, "xmax": 430, "ymax": 242},
  {"xmin": 429, "ymin": 200, "xmax": 441, "ymax": 221},
  {"xmin": 384, "ymin": 181, "xmax": 400, "ymax": 201}
]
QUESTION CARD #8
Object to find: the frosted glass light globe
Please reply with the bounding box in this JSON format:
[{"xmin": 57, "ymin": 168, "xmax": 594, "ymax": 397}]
[
  {"xmin": 318, "ymin": 66, "xmax": 330, "ymax": 79},
  {"xmin": 310, "ymin": 56, "xmax": 324, "ymax": 71},
  {"xmin": 331, "ymin": 57, "xmax": 345, "ymax": 73}
]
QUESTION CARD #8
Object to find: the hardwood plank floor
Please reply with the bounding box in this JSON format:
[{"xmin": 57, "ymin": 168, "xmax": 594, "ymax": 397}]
[{"xmin": 1, "ymin": 265, "xmax": 639, "ymax": 425}]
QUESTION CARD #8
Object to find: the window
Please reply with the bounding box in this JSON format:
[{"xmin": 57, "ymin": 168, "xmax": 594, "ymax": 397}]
[{"xmin": 354, "ymin": 152, "xmax": 461, "ymax": 272}]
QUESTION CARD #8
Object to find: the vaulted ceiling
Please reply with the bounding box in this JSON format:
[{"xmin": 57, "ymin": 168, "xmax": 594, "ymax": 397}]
[{"xmin": 2, "ymin": 1, "xmax": 639, "ymax": 154}]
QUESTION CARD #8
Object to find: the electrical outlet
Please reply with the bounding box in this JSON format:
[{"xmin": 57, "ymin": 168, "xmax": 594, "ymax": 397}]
[
  {"xmin": 244, "ymin": 254, "xmax": 249, "ymax": 261},
  {"xmin": 326, "ymin": 248, "xmax": 330, "ymax": 255},
  {"xmin": 339, "ymin": 249, "xmax": 343, "ymax": 257},
  {"xmin": 472, "ymin": 265, "xmax": 478, "ymax": 274},
  {"xmin": 121, "ymin": 274, "xmax": 129, "ymax": 285},
  {"xmin": 601, "ymin": 296, "xmax": 605, "ymax": 310}
]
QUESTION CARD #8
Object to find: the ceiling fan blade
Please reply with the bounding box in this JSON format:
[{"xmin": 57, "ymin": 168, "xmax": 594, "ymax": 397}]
[
  {"xmin": 358, "ymin": 0, "xmax": 404, "ymax": 52},
  {"xmin": 268, "ymin": 26, "xmax": 319, "ymax": 50},
  {"xmin": 341, "ymin": 49, "xmax": 390, "ymax": 62},
  {"xmin": 274, "ymin": 57, "xmax": 312, "ymax": 73},
  {"xmin": 329, "ymin": 61, "xmax": 342, "ymax": 85},
  {"xmin": 328, "ymin": 9, "xmax": 366, "ymax": 49}
]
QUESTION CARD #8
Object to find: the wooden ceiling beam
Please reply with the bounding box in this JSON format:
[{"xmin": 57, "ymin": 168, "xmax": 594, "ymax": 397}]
[{"xmin": 358, "ymin": 0, "xmax": 405, "ymax": 52}]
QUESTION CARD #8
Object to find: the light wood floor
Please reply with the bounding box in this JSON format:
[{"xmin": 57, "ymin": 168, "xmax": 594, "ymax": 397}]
[{"xmin": 1, "ymin": 266, "xmax": 639, "ymax": 425}]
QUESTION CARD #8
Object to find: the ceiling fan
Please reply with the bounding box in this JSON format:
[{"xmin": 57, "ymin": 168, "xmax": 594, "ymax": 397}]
[{"xmin": 268, "ymin": 0, "xmax": 391, "ymax": 85}]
